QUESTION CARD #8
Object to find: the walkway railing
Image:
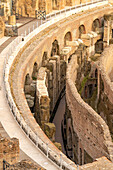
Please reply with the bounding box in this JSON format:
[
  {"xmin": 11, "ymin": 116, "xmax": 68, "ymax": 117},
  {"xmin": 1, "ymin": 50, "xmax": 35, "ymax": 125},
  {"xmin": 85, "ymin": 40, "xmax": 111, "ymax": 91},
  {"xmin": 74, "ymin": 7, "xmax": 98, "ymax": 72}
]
[{"xmin": 3, "ymin": 0, "xmax": 110, "ymax": 169}]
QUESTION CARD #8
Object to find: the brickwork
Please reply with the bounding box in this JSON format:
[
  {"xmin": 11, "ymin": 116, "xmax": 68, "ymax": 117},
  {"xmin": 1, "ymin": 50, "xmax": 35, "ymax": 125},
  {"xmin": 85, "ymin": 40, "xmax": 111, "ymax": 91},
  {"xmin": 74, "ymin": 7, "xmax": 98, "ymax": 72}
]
[
  {"xmin": 0, "ymin": 134, "xmax": 19, "ymax": 170},
  {"xmin": 6, "ymin": 4, "xmax": 113, "ymax": 169},
  {"xmin": 66, "ymin": 54, "xmax": 113, "ymax": 161}
]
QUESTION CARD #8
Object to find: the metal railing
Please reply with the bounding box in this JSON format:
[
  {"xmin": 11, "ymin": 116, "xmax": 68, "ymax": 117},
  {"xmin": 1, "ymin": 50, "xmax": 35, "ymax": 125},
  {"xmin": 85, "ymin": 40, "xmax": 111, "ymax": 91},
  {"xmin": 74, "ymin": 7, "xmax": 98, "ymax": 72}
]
[{"xmin": 3, "ymin": 0, "xmax": 110, "ymax": 169}]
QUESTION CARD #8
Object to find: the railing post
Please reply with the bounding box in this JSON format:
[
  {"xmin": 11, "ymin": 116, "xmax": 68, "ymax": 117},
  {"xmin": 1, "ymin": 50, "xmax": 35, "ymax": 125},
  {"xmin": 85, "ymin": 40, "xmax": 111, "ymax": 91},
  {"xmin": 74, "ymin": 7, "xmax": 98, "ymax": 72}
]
[
  {"xmin": 36, "ymin": 135, "xmax": 38, "ymax": 147},
  {"xmin": 33, "ymin": 24, "xmax": 34, "ymax": 31},
  {"xmin": 29, "ymin": 28, "xmax": 30, "ymax": 34},
  {"xmin": 46, "ymin": 143, "xmax": 49, "ymax": 158},
  {"xmin": 41, "ymin": 18, "xmax": 42, "ymax": 25},
  {"xmin": 60, "ymin": 153, "xmax": 62, "ymax": 168},
  {"xmin": 25, "ymin": 30, "xmax": 26, "ymax": 37},
  {"xmin": 37, "ymin": 21, "xmax": 38, "ymax": 27}
]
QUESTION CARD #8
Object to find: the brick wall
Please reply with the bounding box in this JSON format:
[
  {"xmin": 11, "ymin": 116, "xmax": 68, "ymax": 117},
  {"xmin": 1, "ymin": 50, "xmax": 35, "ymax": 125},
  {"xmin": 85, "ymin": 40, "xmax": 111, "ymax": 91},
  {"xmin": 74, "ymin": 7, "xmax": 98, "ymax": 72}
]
[{"xmin": 66, "ymin": 54, "xmax": 113, "ymax": 161}]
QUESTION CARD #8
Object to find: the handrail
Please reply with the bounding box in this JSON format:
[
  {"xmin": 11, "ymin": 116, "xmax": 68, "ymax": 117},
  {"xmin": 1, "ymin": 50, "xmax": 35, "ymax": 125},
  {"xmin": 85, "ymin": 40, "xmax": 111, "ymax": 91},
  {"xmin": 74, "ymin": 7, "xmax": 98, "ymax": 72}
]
[{"xmin": 3, "ymin": 1, "xmax": 110, "ymax": 169}]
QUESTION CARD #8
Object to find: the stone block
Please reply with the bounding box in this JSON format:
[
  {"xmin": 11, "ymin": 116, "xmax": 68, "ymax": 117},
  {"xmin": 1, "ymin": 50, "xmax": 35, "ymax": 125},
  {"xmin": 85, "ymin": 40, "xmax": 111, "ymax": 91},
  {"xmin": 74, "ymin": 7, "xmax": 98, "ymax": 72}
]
[
  {"xmin": 44, "ymin": 123, "xmax": 56, "ymax": 142},
  {"xmin": 54, "ymin": 142, "xmax": 62, "ymax": 151},
  {"xmin": 8, "ymin": 15, "xmax": 16, "ymax": 26}
]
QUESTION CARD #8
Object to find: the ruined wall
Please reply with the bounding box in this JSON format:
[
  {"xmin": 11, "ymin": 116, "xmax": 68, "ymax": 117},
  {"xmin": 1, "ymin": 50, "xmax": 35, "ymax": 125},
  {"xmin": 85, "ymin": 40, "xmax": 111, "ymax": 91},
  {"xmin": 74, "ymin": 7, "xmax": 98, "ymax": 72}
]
[
  {"xmin": 13, "ymin": 0, "xmax": 95, "ymax": 17},
  {"xmin": 7, "ymin": 5, "xmax": 113, "ymax": 169},
  {"xmin": 0, "ymin": 0, "xmax": 11, "ymax": 20},
  {"xmin": 66, "ymin": 54, "xmax": 113, "ymax": 162},
  {"xmin": 0, "ymin": 135, "xmax": 19, "ymax": 170},
  {"xmin": 0, "ymin": 17, "xmax": 5, "ymax": 38},
  {"xmin": 98, "ymin": 45, "xmax": 113, "ymax": 138}
]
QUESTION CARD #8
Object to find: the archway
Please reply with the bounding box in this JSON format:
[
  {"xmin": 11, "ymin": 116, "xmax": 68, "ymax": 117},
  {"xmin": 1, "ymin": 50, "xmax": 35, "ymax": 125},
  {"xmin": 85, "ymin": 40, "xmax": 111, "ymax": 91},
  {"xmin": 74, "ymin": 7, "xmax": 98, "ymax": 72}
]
[
  {"xmin": 42, "ymin": 52, "xmax": 48, "ymax": 66},
  {"xmin": 32, "ymin": 62, "xmax": 38, "ymax": 80},
  {"xmin": 64, "ymin": 31, "xmax": 72, "ymax": 46},
  {"xmin": 92, "ymin": 19, "xmax": 100, "ymax": 32},
  {"xmin": 25, "ymin": 73, "xmax": 30, "ymax": 86},
  {"xmin": 51, "ymin": 39, "xmax": 59, "ymax": 56},
  {"xmin": 79, "ymin": 25, "xmax": 86, "ymax": 38},
  {"xmin": 95, "ymin": 39, "xmax": 103, "ymax": 54}
]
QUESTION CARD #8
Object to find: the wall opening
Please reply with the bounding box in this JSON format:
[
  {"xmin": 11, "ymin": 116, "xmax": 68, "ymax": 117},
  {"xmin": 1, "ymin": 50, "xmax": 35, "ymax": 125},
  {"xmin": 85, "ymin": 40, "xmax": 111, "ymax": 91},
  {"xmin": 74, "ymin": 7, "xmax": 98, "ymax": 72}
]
[{"xmin": 64, "ymin": 31, "xmax": 72, "ymax": 46}]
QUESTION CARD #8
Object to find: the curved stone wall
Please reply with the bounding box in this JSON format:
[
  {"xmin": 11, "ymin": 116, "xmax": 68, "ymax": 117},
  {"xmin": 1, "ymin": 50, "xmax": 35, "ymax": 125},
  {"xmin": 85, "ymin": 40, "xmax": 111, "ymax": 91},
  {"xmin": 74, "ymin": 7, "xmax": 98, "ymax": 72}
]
[
  {"xmin": 66, "ymin": 54, "xmax": 113, "ymax": 161},
  {"xmin": 4, "ymin": 2, "xmax": 113, "ymax": 169}
]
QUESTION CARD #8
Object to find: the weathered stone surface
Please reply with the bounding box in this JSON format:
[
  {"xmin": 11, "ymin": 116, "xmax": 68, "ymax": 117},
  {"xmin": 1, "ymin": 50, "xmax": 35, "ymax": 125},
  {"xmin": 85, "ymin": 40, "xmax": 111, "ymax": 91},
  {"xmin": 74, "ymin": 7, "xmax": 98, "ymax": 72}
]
[
  {"xmin": 0, "ymin": 17, "xmax": 5, "ymax": 38},
  {"xmin": 54, "ymin": 142, "xmax": 62, "ymax": 151},
  {"xmin": 6, "ymin": 159, "xmax": 45, "ymax": 170},
  {"xmin": 0, "ymin": 134, "xmax": 19, "ymax": 169},
  {"xmin": 44, "ymin": 123, "xmax": 56, "ymax": 142}
]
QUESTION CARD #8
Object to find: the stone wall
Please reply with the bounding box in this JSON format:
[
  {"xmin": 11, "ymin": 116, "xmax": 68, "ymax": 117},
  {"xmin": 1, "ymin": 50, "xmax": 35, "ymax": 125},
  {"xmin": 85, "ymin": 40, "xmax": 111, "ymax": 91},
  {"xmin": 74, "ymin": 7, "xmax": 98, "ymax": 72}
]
[
  {"xmin": 6, "ymin": 4, "xmax": 113, "ymax": 170},
  {"xmin": 66, "ymin": 54, "xmax": 113, "ymax": 162},
  {"xmin": 98, "ymin": 45, "xmax": 113, "ymax": 137},
  {"xmin": 13, "ymin": 0, "xmax": 95, "ymax": 16},
  {"xmin": 0, "ymin": 134, "xmax": 19, "ymax": 170},
  {"xmin": 0, "ymin": 17, "xmax": 5, "ymax": 38}
]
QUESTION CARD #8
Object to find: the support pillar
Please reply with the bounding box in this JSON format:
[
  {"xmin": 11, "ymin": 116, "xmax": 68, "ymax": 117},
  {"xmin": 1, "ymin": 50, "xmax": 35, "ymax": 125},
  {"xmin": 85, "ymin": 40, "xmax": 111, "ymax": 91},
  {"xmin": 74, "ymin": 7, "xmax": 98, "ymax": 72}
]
[{"xmin": 103, "ymin": 14, "xmax": 111, "ymax": 48}]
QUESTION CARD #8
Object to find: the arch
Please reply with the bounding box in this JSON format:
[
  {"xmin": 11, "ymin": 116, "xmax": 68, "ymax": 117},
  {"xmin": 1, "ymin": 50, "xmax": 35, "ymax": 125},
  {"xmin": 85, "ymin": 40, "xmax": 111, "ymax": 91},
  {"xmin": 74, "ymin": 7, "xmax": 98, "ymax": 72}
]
[
  {"xmin": 32, "ymin": 62, "xmax": 38, "ymax": 80},
  {"xmin": 64, "ymin": 31, "xmax": 72, "ymax": 46},
  {"xmin": 24, "ymin": 73, "xmax": 31, "ymax": 95},
  {"xmin": 92, "ymin": 19, "xmax": 100, "ymax": 32},
  {"xmin": 25, "ymin": 73, "xmax": 31, "ymax": 85},
  {"xmin": 79, "ymin": 25, "xmax": 86, "ymax": 38},
  {"xmin": 42, "ymin": 52, "xmax": 48, "ymax": 67},
  {"xmin": 51, "ymin": 39, "xmax": 59, "ymax": 56},
  {"xmin": 95, "ymin": 39, "xmax": 103, "ymax": 54}
]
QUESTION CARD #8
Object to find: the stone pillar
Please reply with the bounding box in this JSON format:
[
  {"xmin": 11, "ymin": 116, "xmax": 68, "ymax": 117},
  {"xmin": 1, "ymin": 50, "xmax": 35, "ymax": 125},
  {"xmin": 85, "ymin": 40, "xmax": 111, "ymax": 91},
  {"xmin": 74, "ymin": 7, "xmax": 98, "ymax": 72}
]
[
  {"xmin": 49, "ymin": 60, "xmax": 56, "ymax": 110},
  {"xmin": 103, "ymin": 14, "xmax": 111, "ymax": 48},
  {"xmin": 8, "ymin": 15, "xmax": 16, "ymax": 25},
  {"xmin": 0, "ymin": 17, "xmax": 5, "ymax": 38},
  {"xmin": 44, "ymin": 123, "xmax": 56, "ymax": 142},
  {"xmin": 57, "ymin": 0, "xmax": 65, "ymax": 10},
  {"xmin": 97, "ymin": 69, "xmax": 100, "ymax": 101},
  {"xmin": 35, "ymin": 67, "xmax": 50, "ymax": 129}
]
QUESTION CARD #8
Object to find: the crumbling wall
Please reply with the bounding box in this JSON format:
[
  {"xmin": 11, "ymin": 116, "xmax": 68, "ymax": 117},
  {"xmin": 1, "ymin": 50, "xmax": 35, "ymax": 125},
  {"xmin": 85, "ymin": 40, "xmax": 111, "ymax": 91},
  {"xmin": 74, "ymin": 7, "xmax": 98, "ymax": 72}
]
[
  {"xmin": 66, "ymin": 54, "xmax": 113, "ymax": 162},
  {"xmin": 98, "ymin": 44, "xmax": 113, "ymax": 138},
  {"xmin": 0, "ymin": 135, "xmax": 19, "ymax": 170}
]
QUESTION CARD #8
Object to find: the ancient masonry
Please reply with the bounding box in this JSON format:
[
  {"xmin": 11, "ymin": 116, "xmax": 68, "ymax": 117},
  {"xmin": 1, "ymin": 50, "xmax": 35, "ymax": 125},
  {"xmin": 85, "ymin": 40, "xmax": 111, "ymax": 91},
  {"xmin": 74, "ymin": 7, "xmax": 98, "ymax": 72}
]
[{"xmin": 2, "ymin": 0, "xmax": 113, "ymax": 169}]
